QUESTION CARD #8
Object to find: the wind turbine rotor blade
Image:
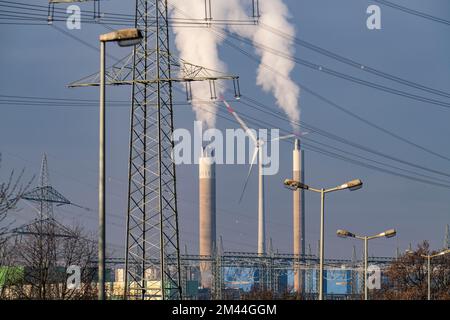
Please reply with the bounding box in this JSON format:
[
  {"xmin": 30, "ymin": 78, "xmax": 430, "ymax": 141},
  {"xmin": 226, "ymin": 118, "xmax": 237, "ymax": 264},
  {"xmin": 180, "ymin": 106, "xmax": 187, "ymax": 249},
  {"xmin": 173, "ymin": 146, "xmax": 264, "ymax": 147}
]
[
  {"xmin": 270, "ymin": 134, "xmax": 296, "ymax": 142},
  {"xmin": 239, "ymin": 146, "xmax": 259, "ymax": 203},
  {"xmin": 221, "ymin": 98, "xmax": 258, "ymax": 144}
]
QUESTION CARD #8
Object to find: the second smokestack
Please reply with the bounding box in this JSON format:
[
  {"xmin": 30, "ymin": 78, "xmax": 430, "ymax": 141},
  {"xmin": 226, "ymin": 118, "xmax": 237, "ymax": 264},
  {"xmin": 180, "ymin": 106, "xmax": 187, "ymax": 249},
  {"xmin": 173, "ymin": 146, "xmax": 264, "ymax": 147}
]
[
  {"xmin": 293, "ymin": 139, "xmax": 305, "ymax": 293},
  {"xmin": 199, "ymin": 148, "xmax": 216, "ymax": 289}
]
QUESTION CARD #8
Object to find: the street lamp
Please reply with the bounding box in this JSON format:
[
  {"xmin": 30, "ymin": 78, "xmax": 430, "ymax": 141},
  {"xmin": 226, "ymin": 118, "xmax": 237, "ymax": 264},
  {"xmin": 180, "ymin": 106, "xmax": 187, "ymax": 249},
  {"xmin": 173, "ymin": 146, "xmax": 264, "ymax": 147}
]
[
  {"xmin": 98, "ymin": 28, "xmax": 142, "ymax": 301},
  {"xmin": 337, "ymin": 228, "xmax": 396, "ymax": 300},
  {"xmin": 406, "ymin": 248, "xmax": 450, "ymax": 300},
  {"xmin": 284, "ymin": 178, "xmax": 363, "ymax": 300}
]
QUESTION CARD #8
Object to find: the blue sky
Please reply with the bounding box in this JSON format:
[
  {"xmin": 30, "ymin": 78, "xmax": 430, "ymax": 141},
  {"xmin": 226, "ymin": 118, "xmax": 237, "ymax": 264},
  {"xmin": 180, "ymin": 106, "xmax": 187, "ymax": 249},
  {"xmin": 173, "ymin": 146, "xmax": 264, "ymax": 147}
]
[{"xmin": 0, "ymin": 0, "xmax": 449, "ymax": 260}]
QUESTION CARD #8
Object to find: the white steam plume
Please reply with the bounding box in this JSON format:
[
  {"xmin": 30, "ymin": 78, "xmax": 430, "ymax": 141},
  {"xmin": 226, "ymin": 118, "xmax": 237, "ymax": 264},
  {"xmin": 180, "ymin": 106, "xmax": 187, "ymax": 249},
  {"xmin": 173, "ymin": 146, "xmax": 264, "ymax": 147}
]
[
  {"xmin": 169, "ymin": 0, "xmax": 300, "ymax": 130},
  {"xmin": 169, "ymin": 0, "xmax": 227, "ymax": 128}
]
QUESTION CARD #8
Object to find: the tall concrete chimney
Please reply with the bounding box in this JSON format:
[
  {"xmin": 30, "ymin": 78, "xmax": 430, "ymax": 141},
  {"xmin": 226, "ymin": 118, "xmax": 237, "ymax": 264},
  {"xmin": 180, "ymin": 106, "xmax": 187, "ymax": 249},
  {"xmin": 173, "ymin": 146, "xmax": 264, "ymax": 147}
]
[
  {"xmin": 199, "ymin": 148, "xmax": 216, "ymax": 289},
  {"xmin": 293, "ymin": 139, "xmax": 305, "ymax": 293}
]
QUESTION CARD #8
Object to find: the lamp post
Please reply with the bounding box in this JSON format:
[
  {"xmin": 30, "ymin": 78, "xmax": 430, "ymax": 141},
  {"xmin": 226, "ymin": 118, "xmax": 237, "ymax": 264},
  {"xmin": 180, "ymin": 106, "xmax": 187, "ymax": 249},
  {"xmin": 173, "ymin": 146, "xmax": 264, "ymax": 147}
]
[
  {"xmin": 337, "ymin": 228, "xmax": 396, "ymax": 300},
  {"xmin": 406, "ymin": 248, "xmax": 450, "ymax": 300},
  {"xmin": 284, "ymin": 178, "xmax": 363, "ymax": 300},
  {"xmin": 98, "ymin": 28, "xmax": 142, "ymax": 300}
]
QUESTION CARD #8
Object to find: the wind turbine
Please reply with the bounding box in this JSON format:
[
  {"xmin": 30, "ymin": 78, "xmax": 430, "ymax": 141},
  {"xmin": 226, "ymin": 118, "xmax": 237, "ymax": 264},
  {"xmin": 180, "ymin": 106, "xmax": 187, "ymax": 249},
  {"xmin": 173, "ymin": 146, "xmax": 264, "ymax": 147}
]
[{"xmin": 222, "ymin": 98, "xmax": 294, "ymax": 255}]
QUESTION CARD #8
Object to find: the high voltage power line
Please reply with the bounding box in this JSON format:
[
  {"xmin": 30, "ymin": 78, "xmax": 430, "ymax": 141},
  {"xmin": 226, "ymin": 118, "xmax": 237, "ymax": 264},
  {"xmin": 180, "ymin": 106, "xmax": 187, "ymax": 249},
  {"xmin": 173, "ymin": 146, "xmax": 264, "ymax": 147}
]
[
  {"xmin": 180, "ymin": 86, "xmax": 450, "ymax": 188},
  {"xmin": 3, "ymin": 90, "xmax": 450, "ymax": 186},
  {"xmin": 373, "ymin": 0, "xmax": 450, "ymax": 26},
  {"xmin": 219, "ymin": 29, "xmax": 450, "ymax": 109},
  {"xmin": 205, "ymin": 29, "xmax": 450, "ymax": 164},
  {"xmin": 3, "ymin": 2, "xmax": 449, "ymax": 110},
  {"xmin": 0, "ymin": 95, "xmax": 211, "ymax": 108},
  {"xmin": 4, "ymin": 0, "xmax": 450, "ymax": 27},
  {"xmin": 2, "ymin": 1, "xmax": 449, "ymax": 106},
  {"xmin": 167, "ymin": 6, "xmax": 450, "ymax": 164},
  {"xmin": 257, "ymin": 22, "xmax": 450, "ymax": 100},
  {"xmin": 165, "ymin": 5, "xmax": 450, "ymax": 110},
  {"xmin": 3, "ymin": 2, "xmax": 447, "ymax": 170},
  {"xmin": 190, "ymin": 100, "xmax": 450, "ymax": 190},
  {"xmin": 0, "ymin": 0, "xmax": 254, "ymax": 26},
  {"xmin": 234, "ymin": 96, "xmax": 450, "ymax": 179},
  {"xmin": 3, "ymin": 84, "xmax": 450, "ymax": 186}
]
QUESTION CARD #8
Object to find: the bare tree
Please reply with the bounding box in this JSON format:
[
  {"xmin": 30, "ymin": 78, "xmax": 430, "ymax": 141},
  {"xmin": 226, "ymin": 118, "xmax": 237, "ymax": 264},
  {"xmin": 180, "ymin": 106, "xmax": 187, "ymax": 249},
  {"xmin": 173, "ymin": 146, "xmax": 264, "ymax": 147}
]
[
  {"xmin": 0, "ymin": 155, "xmax": 100, "ymax": 300},
  {"xmin": 0, "ymin": 154, "xmax": 34, "ymax": 296},
  {"xmin": 0, "ymin": 154, "xmax": 33, "ymax": 246},
  {"xmin": 375, "ymin": 241, "xmax": 450, "ymax": 300},
  {"xmin": 2, "ymin": 221, "xmax": 98, "ymax": 300}
]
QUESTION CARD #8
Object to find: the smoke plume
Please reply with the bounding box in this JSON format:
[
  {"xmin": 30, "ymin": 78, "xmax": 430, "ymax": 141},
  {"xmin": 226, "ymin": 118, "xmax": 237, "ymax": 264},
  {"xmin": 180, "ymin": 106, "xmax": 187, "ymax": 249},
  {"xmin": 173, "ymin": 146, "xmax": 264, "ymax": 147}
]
[{"xmin": 169, "ymin": 0, "xmax": 300, "ymax": 129}]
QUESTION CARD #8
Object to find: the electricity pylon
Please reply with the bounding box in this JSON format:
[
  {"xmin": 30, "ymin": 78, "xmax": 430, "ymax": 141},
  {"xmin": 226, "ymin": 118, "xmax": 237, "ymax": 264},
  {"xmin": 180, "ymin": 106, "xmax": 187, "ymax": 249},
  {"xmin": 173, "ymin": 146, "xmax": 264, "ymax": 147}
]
[
  {"xmin": 125, "ymin": 0, "xmax": 182, "ymax": 300},
  {"xmin": 26, "ymin": 154, "xmax": 70, "ymax": 220},
  {"xmin": 123, "ymin": 0, "xmax": 244, "ymax": 300},
  {"xmin": 13, "ymin": 154, "xmax": 74, "ymax": 244}
]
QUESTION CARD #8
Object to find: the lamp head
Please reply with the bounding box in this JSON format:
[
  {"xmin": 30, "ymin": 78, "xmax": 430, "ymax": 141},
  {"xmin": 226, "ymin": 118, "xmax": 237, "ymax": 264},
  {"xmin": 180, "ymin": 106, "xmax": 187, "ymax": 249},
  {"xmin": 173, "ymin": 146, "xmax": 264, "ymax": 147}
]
[
  {"xmin": 380, "ymin": 229, "xmax": 396, "ymax": 238},
  {"xmin": 118, "ymin": 38, "xmax": 142, "ymax": 47},
  {"xmin": 283, "ymin": 179, "xmax": 308, "ymax": 190},
  {"xmin": 340, "ymin": 179, "xmax": 363, "ymax": 191},
  {"xmin": 100, "ymin": 28, "xmax": 143, "ymax": 47},
  {"xmin": 336, "ymin": 229, "xmax": 355, "ymax": 238}
]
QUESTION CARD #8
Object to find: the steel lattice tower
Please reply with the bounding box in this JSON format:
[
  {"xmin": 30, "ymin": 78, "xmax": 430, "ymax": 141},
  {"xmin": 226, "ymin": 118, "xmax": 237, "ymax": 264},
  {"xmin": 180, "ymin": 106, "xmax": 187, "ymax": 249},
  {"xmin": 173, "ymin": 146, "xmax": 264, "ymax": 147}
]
[
  {"xmin": 38, "ymin": 154, "xmax": 53, "ymax": 220},
  {"xmin": 120, "ymin": 0, "xmax": 243, "ymax": 300},
  {"xmin": 13, "ymin": 153, "xmax": 73, "ymax": 239},
  {"xmin": 123, "ymin": 0, "xmax": 181, "ymax": 300},
  {"xmin": 20, "ymin": 154, "xmax": 72, "ymax": 223}
]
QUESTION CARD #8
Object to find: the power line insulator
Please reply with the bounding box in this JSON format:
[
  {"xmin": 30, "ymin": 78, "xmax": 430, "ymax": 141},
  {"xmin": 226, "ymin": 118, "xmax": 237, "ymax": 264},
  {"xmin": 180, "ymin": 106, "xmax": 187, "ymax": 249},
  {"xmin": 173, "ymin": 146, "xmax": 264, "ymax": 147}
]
[
  {"xmin": 204, "ymin": 0, "xmax": 212, "ymax": 22},
  {"xmin": 209, "ymin": 79, "xmax": 217, "ymax": 100},
  {"xmin": 252, "ymin": 0, "xmax": 261, "ymax": 22},
  {"xmin": 185, "ymin": 81, "xmax": 193, "ymax": 102},
  {"xmin": 233, "ymin": 78, "xmax": 241, "ymax": 99}
]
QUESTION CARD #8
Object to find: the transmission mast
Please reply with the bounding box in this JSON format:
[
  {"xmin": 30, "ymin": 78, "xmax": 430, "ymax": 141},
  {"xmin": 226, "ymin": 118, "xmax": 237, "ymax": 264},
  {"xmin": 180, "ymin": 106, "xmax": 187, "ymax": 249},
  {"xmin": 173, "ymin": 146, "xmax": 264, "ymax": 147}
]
[
  {"xmin": 122, "ymin": 1, "xmax": 242, "ymax": 300},
  {"xmin": 20, "ymin": 154, "xmax": 71, "ymax": 222},
  {"xmin": 13, "ymin": 153, "xmax": 74, "ymax": 239},
  {"xmin": 124, "ymin": 0, "xmax": 182, "ymax": 300}
]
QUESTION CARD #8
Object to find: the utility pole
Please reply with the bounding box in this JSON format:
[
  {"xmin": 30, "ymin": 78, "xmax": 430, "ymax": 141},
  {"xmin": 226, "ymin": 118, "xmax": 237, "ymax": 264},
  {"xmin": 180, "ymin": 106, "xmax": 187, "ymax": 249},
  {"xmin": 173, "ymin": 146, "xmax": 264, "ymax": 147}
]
[
  {"xmin": 337, "ymin": 228, "xmax": 396, "ymax": 301},
  {"xmin": 98, "ymin": 37, "xmax": 106, "ymax": 302}
]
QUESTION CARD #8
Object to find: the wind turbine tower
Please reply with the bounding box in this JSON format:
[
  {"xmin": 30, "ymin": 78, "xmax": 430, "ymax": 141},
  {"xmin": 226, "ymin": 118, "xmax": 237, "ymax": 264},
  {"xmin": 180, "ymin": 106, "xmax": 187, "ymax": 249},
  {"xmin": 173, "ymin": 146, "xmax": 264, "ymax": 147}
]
[
  {"xmin": 223, "ymin": 99, "xmax": 266, "ymax": 255},
  {"xmin": 223, "ymin": 99, "xmax": 292, "ymax": 255}
]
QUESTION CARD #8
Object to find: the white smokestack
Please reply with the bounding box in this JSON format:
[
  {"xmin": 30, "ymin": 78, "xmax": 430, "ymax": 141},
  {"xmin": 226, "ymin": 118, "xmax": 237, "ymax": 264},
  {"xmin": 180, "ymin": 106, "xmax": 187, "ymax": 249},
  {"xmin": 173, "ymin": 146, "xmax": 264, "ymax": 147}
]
[
  {"xmin": 293, "ymin": 139, "xmax": 305, "ymax": 293},
  {"xmin": 199, "ymin": 148, "xmax": 216, "ymax": 288},
  {"xmin": 169, "ymin": 0, "xmax": 300, "ymax": 129}
]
